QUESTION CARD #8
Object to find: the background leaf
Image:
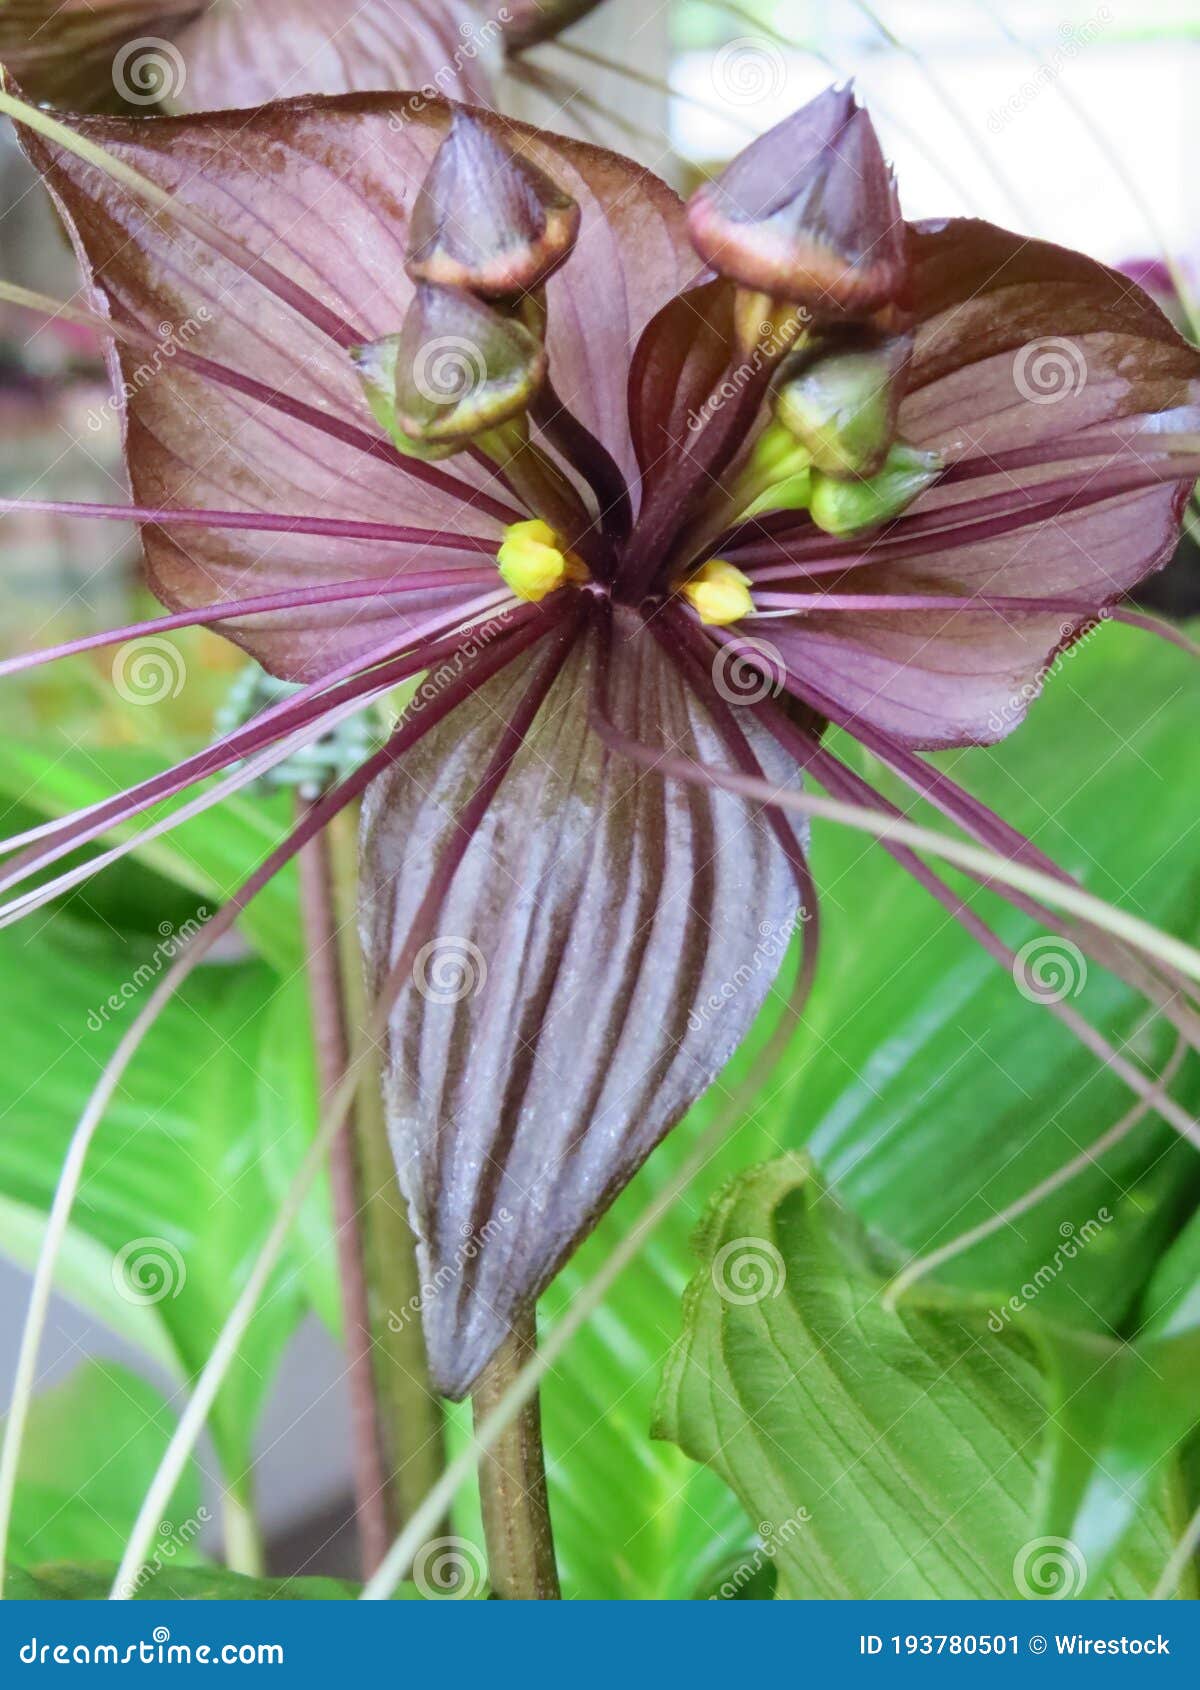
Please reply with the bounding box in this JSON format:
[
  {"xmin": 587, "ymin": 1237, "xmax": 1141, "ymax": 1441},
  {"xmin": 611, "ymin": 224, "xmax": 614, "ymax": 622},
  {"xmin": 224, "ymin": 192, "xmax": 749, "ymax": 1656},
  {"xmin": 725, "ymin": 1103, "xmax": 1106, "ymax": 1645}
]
[
  {"xmin": 6, "ymin": 1361, "xmax": 201, "ymax": 1570},
  {"xmin": 655, "ymin": 1156, "xmax": 1185, "ymax": 1598}
]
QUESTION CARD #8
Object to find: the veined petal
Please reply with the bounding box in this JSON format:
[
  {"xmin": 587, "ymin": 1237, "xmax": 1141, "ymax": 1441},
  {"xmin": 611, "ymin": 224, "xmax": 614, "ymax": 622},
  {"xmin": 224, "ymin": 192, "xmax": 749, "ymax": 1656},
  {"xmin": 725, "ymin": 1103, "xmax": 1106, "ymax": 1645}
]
[
  {"xmin": 0, "ymin": 0, "xmax": 496, "ymax": 113},
  {"xmin": 359, "ymin": 614, "xmax": 804, "ymax": 1397},
  {"xmin": 20, "ymin": 95, "xmax": 692, "ymax": 673},
  {"xmin": 732, "ymin": 220, "xmax": 1200, "ymax": 748},
  {"xmin": 175, "ymin": 0, "xmax": 498, "ymax": 114}
]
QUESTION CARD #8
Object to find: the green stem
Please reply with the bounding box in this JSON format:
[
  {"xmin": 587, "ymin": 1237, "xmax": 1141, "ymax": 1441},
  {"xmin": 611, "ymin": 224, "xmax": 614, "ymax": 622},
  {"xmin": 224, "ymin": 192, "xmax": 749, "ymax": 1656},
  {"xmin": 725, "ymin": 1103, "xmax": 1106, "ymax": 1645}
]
[
  {"xmin": 222, "ymin": 1488, "xmax": 265, "ymax": 1578},
  {"xmin": 471, "ymin": 1308, "xmax": 561, "ymax": 1600},
  {"xmin": 327, "ymin": 812, "xmax": 447, "ymax": 1534},
  {"xmin": 298, "ymin": 801, "xmax": 394, "ymax": 1576}
]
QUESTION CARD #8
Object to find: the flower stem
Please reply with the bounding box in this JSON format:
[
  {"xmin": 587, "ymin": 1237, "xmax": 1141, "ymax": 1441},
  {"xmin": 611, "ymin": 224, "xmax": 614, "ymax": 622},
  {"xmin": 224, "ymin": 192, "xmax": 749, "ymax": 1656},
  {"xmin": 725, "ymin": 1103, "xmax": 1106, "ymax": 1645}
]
[
  {"xmin": 471, "ymin": 1308, "xmax": 561, "ymax": 1600},
  {"xmin": 326, "ymin": 812, "xmax": 448, "ymax": 1537},
  {"xmin": 297, "ymin": 800, "xmax": 393, "ymax": 1577},
  {"xmin": 222, "ymin": 1488, "xmax": 266, "ymax": 1578}
]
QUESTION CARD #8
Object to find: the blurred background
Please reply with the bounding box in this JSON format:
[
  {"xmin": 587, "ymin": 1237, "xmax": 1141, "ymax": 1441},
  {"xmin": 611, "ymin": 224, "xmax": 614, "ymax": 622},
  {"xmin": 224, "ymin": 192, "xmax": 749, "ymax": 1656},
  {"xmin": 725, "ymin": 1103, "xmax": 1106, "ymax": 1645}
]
[{"xmin": 2, "ymin": 0, "xmax": 1199, "ymax": 1580}]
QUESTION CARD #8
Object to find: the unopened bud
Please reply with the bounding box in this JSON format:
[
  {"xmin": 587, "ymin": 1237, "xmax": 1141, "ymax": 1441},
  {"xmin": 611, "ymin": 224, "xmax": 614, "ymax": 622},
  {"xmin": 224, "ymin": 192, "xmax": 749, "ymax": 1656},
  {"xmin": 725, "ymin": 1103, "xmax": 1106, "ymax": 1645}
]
[
  {"xmin": 408, "ymin": 108, "xmax": 579, "ymax": 297},
  {"xmin": 686, "ymin": 86, "xmax": 908, "ymax": 320},
  {"xmin": 808, "ymin": 443, "xmax": 942, "ymax": 535},
  {"xmin": 774, "ymin": 330, "xmax": 912, "ymax": 477},
  {"xmin": 356, "ymin": 285, "xmax": 546, "ymax": 454}
]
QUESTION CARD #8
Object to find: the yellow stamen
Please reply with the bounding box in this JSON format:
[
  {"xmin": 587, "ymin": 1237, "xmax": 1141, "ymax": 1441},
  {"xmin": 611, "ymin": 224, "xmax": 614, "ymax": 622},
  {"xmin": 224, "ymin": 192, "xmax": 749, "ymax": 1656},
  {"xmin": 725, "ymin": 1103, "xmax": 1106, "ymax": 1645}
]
[
  {"xmin": 496, "ymin": 519, "xmax": 586, "ymax": 603},
  {"xmin": 679, "ymin": 559, "xmax": 756, "ymax": 627}
]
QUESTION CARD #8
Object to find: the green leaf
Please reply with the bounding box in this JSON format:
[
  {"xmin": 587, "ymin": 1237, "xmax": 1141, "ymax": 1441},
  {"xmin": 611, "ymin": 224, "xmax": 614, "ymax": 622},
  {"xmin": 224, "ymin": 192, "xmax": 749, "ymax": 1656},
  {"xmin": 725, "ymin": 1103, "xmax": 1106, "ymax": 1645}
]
[
  {"xmin": 1036, "ymin": 1206, "xmax": 1200, "ymax": 1577},
  {"xmin": 0, "ymin": 906, "xmax": 312, "ymax": 1485},
  {"xmin": 6, "ymin": 1362, "xmax": 201, "ymax": 1570},
  {"xmin": 10, "ymin": 1564, "xmax": 371, "ymax": 1600},
  {"xmin": 0, "ymin": 738, "xmax": 301, "ymax": 974},
  {"xmin": 655, "ymin": 1157, "xmax": 1182, "ymax": 1599}
]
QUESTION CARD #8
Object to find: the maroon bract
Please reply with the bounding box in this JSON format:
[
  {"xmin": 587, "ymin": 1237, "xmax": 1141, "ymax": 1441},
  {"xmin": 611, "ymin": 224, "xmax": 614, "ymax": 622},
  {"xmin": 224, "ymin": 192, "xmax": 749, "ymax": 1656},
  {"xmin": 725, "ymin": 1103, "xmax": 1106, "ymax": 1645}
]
[
  {"xmin": 6, "ymin": 88, "xmax": 1200, "ymax": 1397},
  {"xmin": 0, "ymin": 0, "xmax": 499, "ymax": 112}
]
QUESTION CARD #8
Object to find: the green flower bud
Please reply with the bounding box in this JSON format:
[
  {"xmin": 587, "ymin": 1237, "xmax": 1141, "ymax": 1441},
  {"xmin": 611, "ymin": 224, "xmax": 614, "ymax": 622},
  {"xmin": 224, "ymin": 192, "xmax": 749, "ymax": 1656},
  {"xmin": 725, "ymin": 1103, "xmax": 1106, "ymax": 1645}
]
[{"xmin": 808, "ymin": 443, "xmax": 942, "ymax": 535}]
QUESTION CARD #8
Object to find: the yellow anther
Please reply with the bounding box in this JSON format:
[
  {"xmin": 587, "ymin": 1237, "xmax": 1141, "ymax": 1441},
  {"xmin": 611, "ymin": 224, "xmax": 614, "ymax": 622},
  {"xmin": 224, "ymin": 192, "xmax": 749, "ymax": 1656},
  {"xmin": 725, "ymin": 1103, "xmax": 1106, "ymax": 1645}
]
[
  {"xmin": 679, "ymin": 559, "xmax": 756, "ymax": 627},
  {"xmin": 496, "ymin": 519, "xmax": 585, "ymax": 603}
]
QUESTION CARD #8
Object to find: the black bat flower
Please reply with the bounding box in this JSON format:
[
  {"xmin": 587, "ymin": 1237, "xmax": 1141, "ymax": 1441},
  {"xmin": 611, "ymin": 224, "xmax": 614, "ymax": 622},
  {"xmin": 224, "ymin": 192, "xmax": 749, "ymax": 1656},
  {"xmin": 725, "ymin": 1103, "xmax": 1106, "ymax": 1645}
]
[{"xmin": 4, "ymin": 84, "xmax": 1200, "ymax": 1396}]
